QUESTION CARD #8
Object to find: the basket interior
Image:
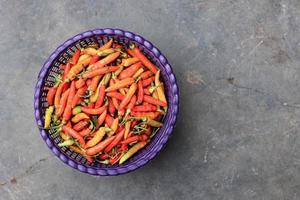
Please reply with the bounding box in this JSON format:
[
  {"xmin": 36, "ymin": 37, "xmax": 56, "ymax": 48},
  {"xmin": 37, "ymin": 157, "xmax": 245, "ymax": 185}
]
[{"xmin": 39, "ymin": 33, "xmax": 175, "ymax": 169}]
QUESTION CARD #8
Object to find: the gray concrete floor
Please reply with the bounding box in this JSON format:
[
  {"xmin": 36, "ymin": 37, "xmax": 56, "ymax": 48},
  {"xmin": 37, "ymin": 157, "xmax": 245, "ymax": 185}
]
[{"xmin": 1, "ymin": 0, "xmax": 300, "ymax": 199}]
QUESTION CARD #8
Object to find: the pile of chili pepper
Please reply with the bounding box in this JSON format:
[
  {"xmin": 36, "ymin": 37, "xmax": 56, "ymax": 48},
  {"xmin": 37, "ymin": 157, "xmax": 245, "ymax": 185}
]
[{"xmin": 43, "ymin": 39, "xmax": 168, "ymax": 165}]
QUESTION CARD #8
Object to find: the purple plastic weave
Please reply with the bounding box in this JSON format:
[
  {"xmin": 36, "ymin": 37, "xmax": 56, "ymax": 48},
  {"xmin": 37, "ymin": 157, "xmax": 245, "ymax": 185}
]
[{"xmin": 34, "ymin": 28, "xmax": 179, "ymax": 176}]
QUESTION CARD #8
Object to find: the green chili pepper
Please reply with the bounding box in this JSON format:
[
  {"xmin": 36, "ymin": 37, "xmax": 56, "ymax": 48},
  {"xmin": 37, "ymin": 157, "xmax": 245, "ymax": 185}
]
[{"xmin": 58, "ymin": 139, "xmax": 74, "ymax": 147}]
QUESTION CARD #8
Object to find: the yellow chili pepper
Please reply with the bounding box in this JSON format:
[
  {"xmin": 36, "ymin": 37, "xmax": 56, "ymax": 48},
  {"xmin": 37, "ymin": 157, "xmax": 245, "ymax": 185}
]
[{"xmin": 44, "ymin": 106, "xmax": 54, "ymax": 128}]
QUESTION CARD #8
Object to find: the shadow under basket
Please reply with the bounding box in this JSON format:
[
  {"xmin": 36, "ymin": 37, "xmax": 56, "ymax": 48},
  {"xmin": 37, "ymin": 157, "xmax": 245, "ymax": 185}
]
[{"xmin": 34, "ymin": 28, "xmax": 179, "ymax": 176}]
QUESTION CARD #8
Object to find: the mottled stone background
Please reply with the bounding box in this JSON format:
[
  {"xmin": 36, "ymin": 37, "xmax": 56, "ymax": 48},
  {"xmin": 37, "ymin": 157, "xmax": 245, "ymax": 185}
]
[{"xmin": 1, "ymin": 0, "xmax": 300, "ymax": 199}]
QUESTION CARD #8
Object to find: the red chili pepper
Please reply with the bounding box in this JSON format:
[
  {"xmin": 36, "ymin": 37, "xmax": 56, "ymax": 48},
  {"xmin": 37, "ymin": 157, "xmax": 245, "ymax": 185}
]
[
  {"xmin": 63, "ymin": 126, "xmax": 86, "ymax": 147},
  {"xmin": 88, "ymin": 75, "xmax": 102, "ymax": 92},
  {"xmin": 71, "ymin": 113, "xmax": 90, "ymax": 123},
  {"xmin": 86, "ymin": 136, "xmax": 116, "ymax": 156},
  {"xmin": 71, "ymin": 49, "xmax": 81, "ymax": 64},
  {"xmin": 139, "ymin": 134, "xmax": 148, "ymax": 141},
  {"xmin": 121, "ymin": 144, "xmax": 128, "ymax": 151},
  {"xmin": 143, "ymin": 95, "xmax": 167, "ymax": 107},
  {"xmin": 136, "ymin": 80, "xmax": 143, "ymax": 104},
  {"xmin": 104, "ymin": 129, "xmax": 125, "ymax": 152},
  {"xmin": 142, "ymin": 76, "xmax": 155, "ymax": 87},
  {"xmin": 132, "ymin": 104, "xmax": 157, "ymax": 112},
  {"xmin": 95, "ymin": 86, "xmax": 105, "ymax": 108},
  {"xmin": 81, "ymin": 105, "xmax": 106, "ymax": 115},
  {"xmin": 99, "ymin": 154, "xmax": 108, "ymax": 160},
  {"xmin": 71, "ymin": 85, "xmax": 87, "ymax": 108},
  {"xmin": 130, "ymin": 111, "xmax": 160, "ymax": 119},
  {"xmin": 47, "ymin": 87, "xmax": 57, "ymax": 106},
  {"xmin": 140, "ymin": 70, "xmax": 153, "ymax": 79},
  {"xmin": 79, "ymin": 127, "xmax": 92, "ymax": 137},
  {"xmin": 121, "ymin": 135, "xmax": 139, "ymax": 145},
  {"xmin": 130, "ymin": 120, "xmax": 138, "ymax": 128},
  {"xmin": 90, "ymin": 54, "xmax": 99, "ymax": 64},
  {"xmin": 55, "ymin": 89, "xmax": 70, "ymax": 117},
  {"xmin": 132, "ymin": 47, "xmax": 158, "ymax": 74},
  {"xmin": 63, "ymin": 63, "xmax": 72, "ymax": 80},
  {"xmin": 96, "ymin": 109, "xmax": 107, "ymax": 129},
  {"xmin": 119, "ymin": 62, "xmax": 142, "ymax": 79},
  {"xmin": 63, "ymin": 81, "xmax": 76, "ymax": 121},
  {"xmin": 106, "ymin": 92, "xmax": 125, "ymax": 100},
  {"xmin": 126, "ymin": 95, "xmax": 136, "ymax": 111},
  {"xmin": 105, "ymin": 114, "xmax": 114, "ymax": 127},
  {"xmin": 73, "ymin": 119, "xmax": 89, "ymax": 131},
  {"xmin": 144, "ymin": 126, "xmax": 152, "ymax": 136},
  {"xmin": 119, "ymin": 83, "xmax": 137, "ymax": 109},
  {"xmin": 75, "ymin": 78, "xmax": 85, "ymax": 89},
  {"xmin": 108, "ymin": 98, "xmax": 116, "ymax": 115}
]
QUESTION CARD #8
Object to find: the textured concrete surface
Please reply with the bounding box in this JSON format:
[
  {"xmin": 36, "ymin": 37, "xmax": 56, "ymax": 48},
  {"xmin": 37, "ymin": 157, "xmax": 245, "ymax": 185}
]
[{"xmin": 1, "ymin": 0, "xmax": 300, "ymax": 199}]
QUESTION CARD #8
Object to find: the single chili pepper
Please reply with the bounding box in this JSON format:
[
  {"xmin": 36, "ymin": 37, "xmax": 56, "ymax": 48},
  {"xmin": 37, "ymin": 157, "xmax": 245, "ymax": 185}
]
[
  {"xmin": 108, "ymin": 98, "xmax": 116, "ymax": 115},
  {"xmin": 63, "ymin": 81, "xmax": 76, "ymax": 121},
  {"xmin": 140, "ymin": 71, "xmax": 153, "ymax": 80},
  {"xmin": 54, "ymin": 82, "xmax": 67, "ymax": 110},
  {"xmin": 105, "ymin": 129, "xmax": 125, "ymax": 152},
  {"xmin": 142, "ymin": 76, "xmax": 155, "ymax": 87},
  {"xmin": 106, "ymin": 92, "xmax": 125, "ymax": 100},
  {"xmin": 99, "ymin": 154, "xmax": 108, "ymax": 160},
  {"xmin": 126, "ymin": 48, "xmax": 136, "ymax": 57},
  {"xmin": 56, "ymin": 89, "xmax": 70, "ymax": 117},
  {"xmin": 58, "ymin": 140, "xmax": 74, "ymax": 147},
  {"xmin": 119, "ymin": 62, "xmax": 142, "ymax": 79},
  {"xmin": 63, "ymin": 63, "xmax": 71, "ymax": 80},
  {"xmin": 81, "ymin": 105, "xmax": 106, "ymax": 115},
  {"xmin": 94, "ymin": 86, "xmax": 105, "ymax": 108},
  {"xmin": 88, "ymin": 75, "xmax": 102, "ymax": 93},
  {"xmin": 108, "ymin": 118, "xmax": 119, "ymax": 136},
  {"xmin": 97, "ymin": 48, "xmax": 115, "ymax": 57},
  {"xmin": 105, "ymin": 114, "xmax": 114, "ymax": 127},
  {"xmin": 83, "ymin": 66, "xmax": 119, "ymax": 79},
  {"xmin": 119, "ymin": 141, "xmax": 147, "ymax": 164},
  {"xmin": 73, "ymin": 119, "xmax": 89, "ymax": 131},
  {"xmin": 105, "ymin": 77, "xmax": 135, "ymax": 92},
  {"xmin": 79, "ymin": 127, "xmax": 92, "ymax": 137},
  {"xmin": 119, "ymin": 83, "xmax": 137, "ymax": 109},
  {"xmin": 86, "ymin": 136, "xmax": 116, "ymax": 156},
  {"xmin": 155, "ymin": 70, "xmax": 167, "ymax": 104},
  {"xmin": 66, "ymin": 56, "xmax": 91, "ymax": 81},
  {"xmin": 124, "ymin": 120, "xmax": 131, "ymax": 139},
  {"xmin": 75, "ymin": 78, "xmax": 85, "ymax": 89},
  {"xmin": 99, "ymin": 38, "xmax": 113, "ymax": 50},
  {"xmin": 144, "ymin": 117, "xmax": 163, "ymax": 127},
  {"xmin": 71, "ymin": 85, "xmax": 87, "ymax": 108},
  {"xmin": 89, "ymin": 54, "xmax": 99, "ymax": 64},
  {"xmin": 82, "ymin": 47, "xmax": 98, "ymax": 56},
  {"xmin": 71, "ymin": 112, "xmax": 90, "ymax": 123},
  {"xmin": 96, "ymin": 109, "xmax": 107, "ymax": 129},
  {"xmin": 79, "ymin": 53, "xmax": 90, "ymax": 61},
  {"xmin": 70, "ymin": 49, "xmax": 81, "ymax": 65},
  {"xmin": 44, "ymin": 106, "xmax": 54, "ymax": 128},
  {"xmin": 69, "ymin": 145, "xmax": 85, "ymax": 156},
  {"xmin": 126, "ymin": 95, "xmax": 136, "ymax": 111},
  {"xmin": 132, "ymin": 104, "xmax": 157, "ymax": 112},
  {"xmin": 112, "ymin": 96, "xmax": 120, "ymax": 110},
  {"xmin": 72, "ymin": 106, "xmax": 81, "ymax": 115},
  {"xmin": 85, "ymin": 127, "xmax": 106, "ymax": 148},
  {"xmin": 143, "ymin": 95, "xmax": 167, "ymax": 107},
  {"xmin": 47, "ymin": 87, "xmax": 57, "ymax": 106},
  {"xmin": 62, "ymin": 126, "xmax": 86, "ymax": 147},
  {"xmin": 132, "ymin": 48, "xmax": 158, "ymax": 74},
  {"xmin": 130, "ymin": 111, "xmax": 160, "ymax": 119},
  {"xmin": 121, "ymin": 135, "xmax": 139, "ymax": 145},
  {"xmin": 88, "ymin": 52, "xmax": 120, "ymax": 71},
  {"xmin": 121, "ymin": 57, "xmax": 139, "ymax": 67},
  {"xmin": 137, "ymin": 80, "xmax": 144, "ymax": 104},
  {"xmin": 132, "ymin": 68, "xmax": 144, "ymax": 79}
]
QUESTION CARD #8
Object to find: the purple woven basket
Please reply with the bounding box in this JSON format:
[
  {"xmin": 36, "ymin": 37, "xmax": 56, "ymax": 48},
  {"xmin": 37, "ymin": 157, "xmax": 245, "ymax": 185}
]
[{"xmin": 34, "ymin": 28, "xmax": 179, "ymax": 176}]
